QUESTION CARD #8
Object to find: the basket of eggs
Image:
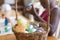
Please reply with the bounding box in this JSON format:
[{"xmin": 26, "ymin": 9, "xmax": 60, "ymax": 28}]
[
  {"xmin": 12, "ymin": 0, "xmax": 50, "ymax": 40},
  {"xmin": 12, "ymin": 18, "xmax": 50, "ymax": 40}
]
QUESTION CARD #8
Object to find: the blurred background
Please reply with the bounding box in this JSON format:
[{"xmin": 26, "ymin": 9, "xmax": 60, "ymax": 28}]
[{"xmin": 0, "ymin": 0, "xmax": 60, "ymax": 40}]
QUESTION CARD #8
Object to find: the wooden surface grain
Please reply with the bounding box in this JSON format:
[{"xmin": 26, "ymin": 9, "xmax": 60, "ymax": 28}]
[
  {"xmin": 0, "ymin": 34, "xmax": 16, "ymax": 40},
  {"xmin": 47, "ymin": 36, "xmax": 57, "ymax": 40},
  {"xmin": 0, "ymin": 34, "xmax": 57, "ymax": 40}
]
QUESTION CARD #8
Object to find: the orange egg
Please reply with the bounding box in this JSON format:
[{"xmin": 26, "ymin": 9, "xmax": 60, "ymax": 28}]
[{"xmin": 15, "ymin": 23, "xmax": 27, "ymax": 33}]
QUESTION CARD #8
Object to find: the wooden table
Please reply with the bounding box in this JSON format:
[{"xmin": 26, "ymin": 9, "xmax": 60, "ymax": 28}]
[
  {"xmin": 0, "ymin": 34, "xmax": 57, "ymax": 40},
  {"xmin": 47, "ymin": 36, "xmax": 57, "ymax": 40},
  {"xmin": 0, "ymin": 34, "xmax": 16, "ymax": 40},
  {"xmin": 0, "ymin": 10, "xmax": 57, "ymax": 40}
]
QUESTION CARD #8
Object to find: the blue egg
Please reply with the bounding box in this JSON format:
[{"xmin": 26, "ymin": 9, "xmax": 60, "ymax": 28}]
[
  {"xmin": 27, "ymin": 24, "xmax": 36, "ymax": 33},
  {"xmin": 5, "ymin": 18, "xmax": 9, "ymax": 26}
]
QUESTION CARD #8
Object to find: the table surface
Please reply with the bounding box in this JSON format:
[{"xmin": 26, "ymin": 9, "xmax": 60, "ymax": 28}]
[
  {"xmin": 0, "ymin": 10, "xmax": 29, "ymax": 36},
  {"xmin": 0, "ymin": 34, "xmax": 16, "ymax": 40},
  {"xmin": 0, "ymin": 34, "xmax": 57, "ymax": 40},
  {"xmin": 0, "ymin": 10, "xmax": 57, "ymax": 40}
]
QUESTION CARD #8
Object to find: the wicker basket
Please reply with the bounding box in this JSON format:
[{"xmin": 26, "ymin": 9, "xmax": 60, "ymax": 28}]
[{"xmin": 12, "ymin": 22, "xmax": 50, "ymax": 40}]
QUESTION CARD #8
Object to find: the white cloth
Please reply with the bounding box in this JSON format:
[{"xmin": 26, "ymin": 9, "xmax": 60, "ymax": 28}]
[
  {"xmin": 1, "ymin": 3, "xmax": 12, "ymax": 11},
  {"xmin": 33, "ymin": 2, "xmax": 45, "ymax": 16},
  {"xmin": 4, "ymin": 0, "xmax": 15, "ymax": 4},
  {"xmin": 1, "ymin": 3, "xmax": 12, "ymax": 18}
]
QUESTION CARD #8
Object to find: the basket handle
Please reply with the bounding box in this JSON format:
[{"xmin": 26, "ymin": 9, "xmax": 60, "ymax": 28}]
[
  {"xmin": 47, "ymin": 0, "xmax": 50, "ymax": 32},
  {"xmin": 15, "ymin": 0, "xmax": 18, "ymax": 20}
]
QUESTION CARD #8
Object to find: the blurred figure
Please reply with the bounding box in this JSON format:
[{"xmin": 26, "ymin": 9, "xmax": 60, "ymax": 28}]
[
  {"xmin": 48, "ymin": 0, "xmax": 60, "ymax": 36},
  {"xmin": 40, "ymin": 0, "xmax": 60, "ymax": 36}
]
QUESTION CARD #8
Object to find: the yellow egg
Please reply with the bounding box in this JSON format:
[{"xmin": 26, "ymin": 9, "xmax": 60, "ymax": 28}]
[{"xmin": 17, "ymin": 20, "xmax": 22, "ymax": 25}]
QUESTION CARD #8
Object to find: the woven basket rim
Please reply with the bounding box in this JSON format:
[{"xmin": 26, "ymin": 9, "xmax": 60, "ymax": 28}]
[
  {"xmin": 12, "ymin": 22, "xmax": 50, "ymax": 34},
  {"xmin": 12, "ymin": 26, "xmax": 48, "ymax": 34}
]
